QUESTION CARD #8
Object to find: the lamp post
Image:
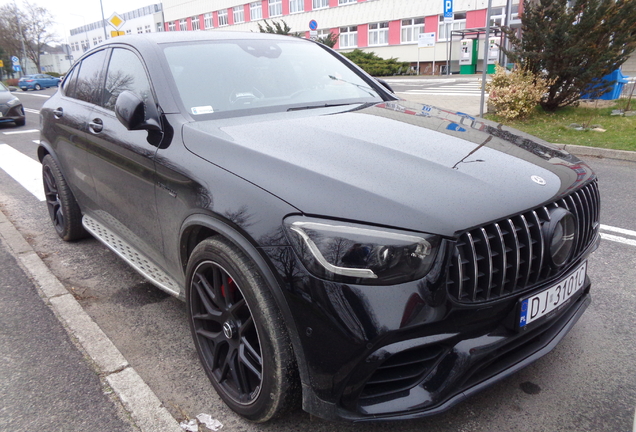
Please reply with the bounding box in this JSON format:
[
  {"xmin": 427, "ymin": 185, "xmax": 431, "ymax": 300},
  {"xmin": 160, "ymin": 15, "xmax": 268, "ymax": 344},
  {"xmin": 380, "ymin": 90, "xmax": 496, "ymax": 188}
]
[{"xmin": 99, "ymin": 0, "xmax": 107, "ymax": 40}]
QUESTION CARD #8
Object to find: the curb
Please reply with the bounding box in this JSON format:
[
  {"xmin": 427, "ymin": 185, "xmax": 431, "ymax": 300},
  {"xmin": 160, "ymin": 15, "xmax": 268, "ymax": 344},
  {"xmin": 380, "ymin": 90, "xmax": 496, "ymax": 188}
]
[
  {"xmin": 553, "ymin": 144, "xmax": 636, "ymax": 162},
  {"xmin": 0, "ymin": 208, "xmax": 182, "ymax": 432}
]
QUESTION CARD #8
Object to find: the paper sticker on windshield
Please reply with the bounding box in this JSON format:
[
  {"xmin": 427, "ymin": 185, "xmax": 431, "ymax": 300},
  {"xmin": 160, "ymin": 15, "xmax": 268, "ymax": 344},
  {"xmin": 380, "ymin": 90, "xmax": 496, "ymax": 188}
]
[{"xmin": 191, "ymin": 106, "xmax": 214, "ymax": 115}]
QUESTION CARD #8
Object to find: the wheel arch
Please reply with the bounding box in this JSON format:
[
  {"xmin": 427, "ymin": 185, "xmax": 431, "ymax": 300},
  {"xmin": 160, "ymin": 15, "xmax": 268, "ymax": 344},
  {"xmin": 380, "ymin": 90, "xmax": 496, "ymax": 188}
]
[{"xmin": 179, "ymin": 213, "xmax": 311, "ymax": 393}]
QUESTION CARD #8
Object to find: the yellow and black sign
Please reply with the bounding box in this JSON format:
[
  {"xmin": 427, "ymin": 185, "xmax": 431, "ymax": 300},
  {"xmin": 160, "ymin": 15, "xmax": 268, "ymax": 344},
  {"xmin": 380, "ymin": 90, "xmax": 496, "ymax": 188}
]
[
  {"xmin": 111, "ymin": 31, "xmax": 126, "ymax": 37},
  {"xmin": 0, "ymin": 60, "xmax": 4, "ymax": 68}
]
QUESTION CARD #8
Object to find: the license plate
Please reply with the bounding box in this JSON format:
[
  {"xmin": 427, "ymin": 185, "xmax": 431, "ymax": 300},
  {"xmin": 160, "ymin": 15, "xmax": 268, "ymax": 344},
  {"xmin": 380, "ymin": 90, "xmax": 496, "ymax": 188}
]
[{"xmin": 519, "ymin": 261, "xmax": 587, "ymax": 329}]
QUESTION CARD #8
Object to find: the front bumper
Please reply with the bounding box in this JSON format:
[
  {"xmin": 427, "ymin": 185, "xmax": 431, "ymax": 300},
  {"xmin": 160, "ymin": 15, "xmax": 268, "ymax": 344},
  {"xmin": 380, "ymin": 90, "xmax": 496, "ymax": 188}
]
[
  {"xmin": 262, "ymin": 238, "xmax": 595, "ymax": 422},
  {"xmin": 0, "ymin": 104, "xmax": 25, "ymax": 123}
]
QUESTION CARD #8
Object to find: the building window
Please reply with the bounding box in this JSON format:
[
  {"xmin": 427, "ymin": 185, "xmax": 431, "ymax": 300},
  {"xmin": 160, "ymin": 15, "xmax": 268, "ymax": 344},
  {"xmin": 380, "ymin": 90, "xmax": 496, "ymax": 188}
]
[
  {"xmin": 179, "ymin": 19, "xmax": 187, "ymax": 31},
  {"xmin": 438, "ymin": 12, "xmax": 466, "ymax": 41},
  {"xmin": 368, "ymin": 22, "xmax": 389, "ymax": 46},
  {"xmin": 157, "ymin": 22, "xmax": 163, "ymax": 32},
  {"xmin": 233, "ymin": 6, "xmax": 244, "ymax": 23},
  {"xmin": 98, "ymin": 36, "xmax": 103, "ymax": 43},
  {"xmin": 138, "ymin": 26, "xmax": 144, "ymax": 33},
  {"xmin": 93, "ymin": 37, "xmax": 98, "ymax": 46},
  {"xmin": 218, "ymin": 9, "xmax": 228, "ymax": 26},
  {"xmin": 269, "ymin": 0, "xmax": 282, "ymax": 17},
  {"xmin": 339, "ymin": 26, "xmax": 357, "ymax": 48},
  {"xmin": 339, "ymin": 0, "xmax": 356, "ymax": 4},
  {"xmin": 250, "ymin": 2, "xmax": 262, "ymax": 20},
  {"xmin": 204, "ymin": 13, "xmax": 213, "ymax": 29},
  {"xmin": 313, "ymin": 0, "xmax": 329, "ymax": 9},
  {"xmin": 191, "ymin": 17, "xmax": 200, "ymax": 30},
  {"xmin": 489, "ymin": 7, "xmax": 505, "ymax": 26},
  {"xmin": 145, "ymin": 24, "xmax": 151, "ymax": 33},
  {"xmin": 401, "ymin": 18, "xmax": 424, "ymax": 43},
  {"xmin": 289, "ymin": 0, "xmax": 303, "ymax": 13},
  {"xmin": 168, "ymin": 21, "xmax": 176, "ymax": 31},
  {"xmin": 126, "ymin": 29, "xmax": 132, "ymax": 34}
]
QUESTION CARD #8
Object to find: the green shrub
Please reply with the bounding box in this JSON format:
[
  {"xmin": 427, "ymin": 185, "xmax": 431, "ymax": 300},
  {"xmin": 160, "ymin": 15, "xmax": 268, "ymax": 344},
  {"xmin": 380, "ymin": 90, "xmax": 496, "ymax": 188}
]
[
  {"xmin": 486, "ymin": 64, "xmax": 552, "ymax": 120},
  {"xmin": 341, "ymin": 49, "xmax": 410, "ymax": 77},
  {"xmin": 47, "ymin": 72, "xmax": 61, "ymax": 77}
]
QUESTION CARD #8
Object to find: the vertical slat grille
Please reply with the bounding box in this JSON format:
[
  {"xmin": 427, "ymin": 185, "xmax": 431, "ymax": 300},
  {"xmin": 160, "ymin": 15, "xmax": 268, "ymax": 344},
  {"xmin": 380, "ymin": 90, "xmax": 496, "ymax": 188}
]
[{"xmin": 447, "ymin": 180, "xmax": 599, "ymax": 303}]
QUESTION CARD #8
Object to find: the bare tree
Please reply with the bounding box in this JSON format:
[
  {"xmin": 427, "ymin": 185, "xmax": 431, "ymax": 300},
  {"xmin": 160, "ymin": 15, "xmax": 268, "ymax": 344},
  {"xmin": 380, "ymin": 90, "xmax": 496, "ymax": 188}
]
[{"xmin": 0, "ymin": 1, "xmax": 58, "ymax": 73}]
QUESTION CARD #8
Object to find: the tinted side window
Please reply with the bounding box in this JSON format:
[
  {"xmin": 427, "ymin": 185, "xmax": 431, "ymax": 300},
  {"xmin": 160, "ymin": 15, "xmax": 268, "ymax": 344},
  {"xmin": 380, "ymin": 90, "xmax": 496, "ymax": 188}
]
[
  {"xmin": 75, "ymin": 50, "xmax": 107, "ymax": 105},
  {"xmin": 104, "ymin": 48, "xmax": 153, "ymax": 111}
]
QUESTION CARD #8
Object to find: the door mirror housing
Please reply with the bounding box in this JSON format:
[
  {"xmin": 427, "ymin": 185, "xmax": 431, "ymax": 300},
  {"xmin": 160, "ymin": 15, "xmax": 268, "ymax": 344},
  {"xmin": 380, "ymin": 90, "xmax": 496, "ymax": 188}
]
[{"xmin": 115, "ymin": 90, "xmax": 161, "ymax": 131}]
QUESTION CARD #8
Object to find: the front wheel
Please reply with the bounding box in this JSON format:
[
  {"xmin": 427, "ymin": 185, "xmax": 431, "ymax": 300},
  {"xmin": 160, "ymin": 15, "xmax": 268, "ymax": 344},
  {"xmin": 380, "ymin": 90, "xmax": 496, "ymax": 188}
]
[
  {"xmin": 42, "ymin": 155, "xmax": 87, "ymax": 241},
  {"xmin": 34, "ymin": 83, "xmax": 42, "ymax": 90},
  {"xmin": 186, "ymin": 238, "xmax": 300, "ymax": 422}
]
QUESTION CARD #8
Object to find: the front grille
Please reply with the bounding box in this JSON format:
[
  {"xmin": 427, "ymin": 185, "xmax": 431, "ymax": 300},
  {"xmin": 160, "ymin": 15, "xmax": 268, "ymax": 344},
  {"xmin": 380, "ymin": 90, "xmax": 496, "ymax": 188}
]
[
  {"xmin": 359, "ymin": 345, "xmax": 446, "ymax": 401},
  {"xmin": 447, "ymin": 180, "xmax": 599, "ymax": 303}
]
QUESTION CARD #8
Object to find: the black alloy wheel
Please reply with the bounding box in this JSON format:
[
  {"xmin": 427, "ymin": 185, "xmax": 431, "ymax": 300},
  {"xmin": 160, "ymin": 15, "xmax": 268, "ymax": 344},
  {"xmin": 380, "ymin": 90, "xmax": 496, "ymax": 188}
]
[
  {"xmin": 41, "ymin": 155, "xmax": 87, "ymax": 241},
  {"xmin": 186, "ymin": 238, "xmax": 299, "ymax": 422}
]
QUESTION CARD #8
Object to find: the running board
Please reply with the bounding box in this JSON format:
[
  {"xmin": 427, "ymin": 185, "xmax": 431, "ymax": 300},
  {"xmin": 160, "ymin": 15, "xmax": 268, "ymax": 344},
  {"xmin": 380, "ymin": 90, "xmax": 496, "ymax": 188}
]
[{"xmin": 82, "ymin": 214, "xmax": 181, "ymax": 297}]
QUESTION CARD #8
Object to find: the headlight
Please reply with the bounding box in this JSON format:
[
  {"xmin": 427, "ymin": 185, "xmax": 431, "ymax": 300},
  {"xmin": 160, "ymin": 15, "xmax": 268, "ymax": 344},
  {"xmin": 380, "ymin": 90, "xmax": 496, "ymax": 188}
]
[
  {"xmin": 7, "ymin": 98, "xmax": 20, "ymax": 107},
  {"xmin": 284, "ymin": 216, "xmax": 440, "ymax": 285}
]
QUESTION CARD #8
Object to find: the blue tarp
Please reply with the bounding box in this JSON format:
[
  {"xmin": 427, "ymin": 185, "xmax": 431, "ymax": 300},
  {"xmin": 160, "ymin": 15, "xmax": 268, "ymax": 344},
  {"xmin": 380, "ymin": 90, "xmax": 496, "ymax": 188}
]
[{"xmin": 581, "ymin": 69, "xmax": 630, "ymax": 100}]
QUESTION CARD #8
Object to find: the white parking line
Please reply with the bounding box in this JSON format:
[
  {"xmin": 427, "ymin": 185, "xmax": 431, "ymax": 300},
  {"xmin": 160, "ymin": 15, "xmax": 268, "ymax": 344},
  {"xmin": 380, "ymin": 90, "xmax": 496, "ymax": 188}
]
[
  {"xmin": 24, "ymin": 108, "xmax": 40, "ymax": 114},
  {"xmin": 2, "ymin": 129, "xmax": 39, "ymax": 135},
  {"xmin": 17, "ymin": 93, "xmax": 50, "ymax": 98},
  {"xmin": 600, "ymin": 233, "xmax": 636, "ymax": 247},
  {"xmin": 600, "ymin": 224, "xmax": 636, "ymax": 238},
  {"xmin": 0, "ymin": 144, "xmax": 44, "ymax": 201}
]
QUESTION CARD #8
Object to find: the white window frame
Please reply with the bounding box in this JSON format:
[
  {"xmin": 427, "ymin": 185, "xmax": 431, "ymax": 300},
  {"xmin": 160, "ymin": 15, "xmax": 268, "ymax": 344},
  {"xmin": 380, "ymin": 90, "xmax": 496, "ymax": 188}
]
[
  {"xmin": 313, "ymin": 0, "xmax": 329, "ymax": 9},
  {"xmin": 401, "ymin": 17, "xmax": 424, "ymax": 44},
  {"xmin": 218, "ymin": 9, "xmax": 228, "ymax": 26},
  {"xmin": 368, "ymin": 22, "xmax": 389, "ymax": 46},
  {"xmin": 438, "ymin": 12, "xmax": 466, "ymax": 41},
  {"xmin": 145, "ymin": 24, "xmax": 152, "ymax": 33},
  {"xmin": 179, "ymin": 19, "xmax": 187, "ymax": 31},
  {"xmin": 289, "ymin": 0, "xmax": 303, "ymax": 13},
  {"xmin": 233, "ymin": 6, "xmax": 244, "ymax": 24},
  {"xmin": 157, "ymin": 22, "xmax": 163, "ymax": 32},
  {"xmin": 204, "ymin": 13, "xmax": 213, "ymax": 29},
  {"xmin": 339, "ymin": 0, "xmax": 356, "ymax": 4},
  {"xmin": 269, "ymin": 0, "xmax": 282, "ymax": 17},
  {"xmin": 168, "ymin": 22, "xmax": 176, "ymax": 31},
  {"xmin": 339, "ymin": 26, "xmax": 358, "ymax": 48},
  {"xmin": 138, "ymin": 26, "xmax": 144, "ymax": 34},
  {"xmin": 191, "ymin": 17, "xmax": 200, "ymax": 31},
  {"xmin": 250, "ymin": 2, "xmax": 262, "ymax": 20},
  {"xmin": 489, "ymin": 7, "xmax": 505, "ymax": 27}
]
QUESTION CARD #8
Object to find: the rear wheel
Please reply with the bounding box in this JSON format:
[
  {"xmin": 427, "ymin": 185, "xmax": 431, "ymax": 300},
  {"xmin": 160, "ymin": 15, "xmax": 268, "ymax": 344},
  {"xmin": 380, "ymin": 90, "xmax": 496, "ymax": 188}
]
[
  {"xmin": 42, "ymin": 155, "xmax": 87, "ymax": 241},
  {"xmin": 186, "ymin": 237, "xmax": 300, "ymax": 422},
  {"xmin": 34, "ymin": 83, "xmax": 42, "ymax": 90}
]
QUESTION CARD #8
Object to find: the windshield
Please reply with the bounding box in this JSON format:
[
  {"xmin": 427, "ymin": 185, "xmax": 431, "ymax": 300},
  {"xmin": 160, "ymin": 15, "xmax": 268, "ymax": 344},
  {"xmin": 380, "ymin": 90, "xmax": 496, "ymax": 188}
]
[
  {"xmin": 163, "ymin": 38, "xmax": 383, "ymax": 118},
  {"xmin": 0, "ymin": 82, "xmax": 8, "ymax": 92}
]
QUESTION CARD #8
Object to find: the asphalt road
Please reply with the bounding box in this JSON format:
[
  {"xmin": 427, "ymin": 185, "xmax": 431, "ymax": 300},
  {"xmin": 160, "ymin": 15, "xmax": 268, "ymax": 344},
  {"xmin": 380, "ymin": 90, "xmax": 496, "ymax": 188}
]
[{"xmin": 1, "ymin": 86, "xmax": 635, "ymax": 432}]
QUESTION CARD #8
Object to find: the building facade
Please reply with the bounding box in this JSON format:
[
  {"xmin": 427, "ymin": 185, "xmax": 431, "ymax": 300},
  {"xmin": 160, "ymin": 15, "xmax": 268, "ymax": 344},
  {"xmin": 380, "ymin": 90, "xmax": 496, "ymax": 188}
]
[
  {"xmin": 68, "ymin": 4, "xmax": 165, "ymax": 61},
  {"xmin": 161, "ymin": 0, "xmax": 521, "ymax": 74}
]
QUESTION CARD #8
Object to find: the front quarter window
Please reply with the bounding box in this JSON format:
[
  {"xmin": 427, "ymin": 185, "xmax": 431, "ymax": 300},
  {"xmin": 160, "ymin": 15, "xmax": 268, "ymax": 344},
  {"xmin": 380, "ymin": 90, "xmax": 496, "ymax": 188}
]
[{"xmin": 103, "ymin": 48, "xmax": 154, "ymax": 111}]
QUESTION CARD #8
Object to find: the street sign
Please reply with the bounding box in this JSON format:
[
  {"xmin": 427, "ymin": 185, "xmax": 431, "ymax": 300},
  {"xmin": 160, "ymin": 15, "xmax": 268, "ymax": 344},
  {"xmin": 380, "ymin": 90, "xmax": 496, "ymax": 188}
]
[
  {"xmin": 444, "ymin": 0, "xmax": 453, "ymax": 22},
  {"xmin": 108, "ymin": 12, "xmax": 125, "ymax": 30},
  {"xmin": 0, "ymin": 60, "xmax": 4, "ymax": 68},
  {"xmin": 11, "ymin": 56, "xmax": 19, "ymax": 65},
  {"xmin": 418, "ymin": 32, "xmax": 436, "ymax": 48},
  {"xmin": 13, "ymin": 65, "xmax": 21, "ymax": 72},
  {"xmin": 111, "ymin": 30, "xmax": 126, "ymax": 37},
  {"xmin": 309, "ymin": 19, "xmax": 317, "ymax": 30}
]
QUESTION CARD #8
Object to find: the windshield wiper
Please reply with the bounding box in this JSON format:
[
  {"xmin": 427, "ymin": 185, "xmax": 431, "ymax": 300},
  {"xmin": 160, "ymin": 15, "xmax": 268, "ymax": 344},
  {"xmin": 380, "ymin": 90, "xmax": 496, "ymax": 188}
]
[
  {"xmin": 287, "ymin": 102, "xmax": 359, "ymax": 112},
  {"xmin": 328, "ymin": 75, "xmax": 378, "ymax": 97}
]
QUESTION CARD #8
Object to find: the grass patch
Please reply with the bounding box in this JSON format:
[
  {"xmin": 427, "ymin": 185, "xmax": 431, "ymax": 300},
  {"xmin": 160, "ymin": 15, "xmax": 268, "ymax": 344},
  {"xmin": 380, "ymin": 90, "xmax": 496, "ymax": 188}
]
[{"xmin": 485, "ymin": 99, "xmax": 636, "ymax": 152}]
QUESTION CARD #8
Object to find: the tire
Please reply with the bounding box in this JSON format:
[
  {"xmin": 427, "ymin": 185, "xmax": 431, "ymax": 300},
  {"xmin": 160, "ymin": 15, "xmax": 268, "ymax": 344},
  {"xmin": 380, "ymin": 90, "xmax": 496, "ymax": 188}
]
[
  {"xmin": 34, "ymin": 83, "xmax": 42, "ymax": 90},
  {"xmin": 42, "ymin": 155, "xmax": 87, "ymax": 241},
  {"xmin": 186, "ymin": 237, "xmax": 300, "ymax": 422},
  {"xmin": 21, "ymin": 88, "xmax": 27, "ymax": 91}
]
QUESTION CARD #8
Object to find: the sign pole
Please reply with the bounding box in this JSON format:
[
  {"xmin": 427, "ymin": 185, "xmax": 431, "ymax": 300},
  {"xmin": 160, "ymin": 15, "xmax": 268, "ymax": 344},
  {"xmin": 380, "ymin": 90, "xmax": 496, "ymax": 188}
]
[{"xmin": 479, "ymin": 0, "xmax": 493, "ymax": 117}]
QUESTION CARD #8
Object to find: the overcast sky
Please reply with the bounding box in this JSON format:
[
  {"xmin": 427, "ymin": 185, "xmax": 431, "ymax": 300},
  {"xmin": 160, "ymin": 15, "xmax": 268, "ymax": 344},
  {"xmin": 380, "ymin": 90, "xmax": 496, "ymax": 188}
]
[{"xmin": 0, "ymin": 0, "xmax": 153, "ymax": 44}]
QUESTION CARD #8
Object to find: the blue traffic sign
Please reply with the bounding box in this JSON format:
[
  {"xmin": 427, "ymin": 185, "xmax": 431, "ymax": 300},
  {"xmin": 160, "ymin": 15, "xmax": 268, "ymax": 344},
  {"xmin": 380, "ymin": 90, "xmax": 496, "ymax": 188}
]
[
  {"xmin": 309, "ymin": 19, "xmax": 318, "ymax": 30},
  {"xmin": 13, "ymin": 65, "xmax": 21, "ymax": 72},
  {"xmin": 444, "ymin": 0, "xmax": 453, "ymax": 20},
  {"xmin": 11, "ymin": 56, "xmax": 19, "ymax": 65}
]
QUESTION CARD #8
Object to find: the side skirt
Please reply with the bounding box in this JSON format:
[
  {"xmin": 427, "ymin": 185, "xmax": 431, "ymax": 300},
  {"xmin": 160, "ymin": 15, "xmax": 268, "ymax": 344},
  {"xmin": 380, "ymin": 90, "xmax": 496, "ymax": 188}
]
[{"xmin": 82, "ymin": 214, "xmax": 182, "ymax": 298}]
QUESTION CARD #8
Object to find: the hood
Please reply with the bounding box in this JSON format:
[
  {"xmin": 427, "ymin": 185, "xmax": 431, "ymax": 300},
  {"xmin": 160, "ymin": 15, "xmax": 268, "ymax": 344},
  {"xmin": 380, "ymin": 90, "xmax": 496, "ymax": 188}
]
[{"xmin": 182, "ymin": 100, "xmax": 594, "ymax": 237}]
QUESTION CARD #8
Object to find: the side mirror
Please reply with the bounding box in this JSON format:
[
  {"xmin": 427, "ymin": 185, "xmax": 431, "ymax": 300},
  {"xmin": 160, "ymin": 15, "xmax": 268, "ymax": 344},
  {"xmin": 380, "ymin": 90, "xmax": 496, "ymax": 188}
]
[
  {"xmin": 115, "ymin": 90, "xmax": 161, "ymax": 131},
  {"xmin": 376, "ymin": 78, "xmax": 394, "ymax": 94}
]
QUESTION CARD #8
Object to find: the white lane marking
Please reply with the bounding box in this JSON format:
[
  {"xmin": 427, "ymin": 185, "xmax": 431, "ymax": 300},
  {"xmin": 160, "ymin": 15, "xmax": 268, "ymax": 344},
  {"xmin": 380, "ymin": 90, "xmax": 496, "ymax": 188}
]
[
  {"xmin": 17, "ymin": 93, "xmax": 50, "ymax": 98},
  {"xmin": 600, "ymin": 224, "xmax": 636, "ymax": 238},
  {"xmin": 600, "ymin": 233, "xmax": 636, "ymax": 247},
  {"xmin": 400, "ymin": 91, "xmax": 487, "ymax": 97},
  {"xmin": 24, "ymin": 108, "xmax": 40, "ymax": 114},
  {"xmin": 0, "ymin": 144, "xmax": 44, "ymax": 201},
  {"xmin": 32, "ymin": 140, "xmax": 41, "ymax": 144},
  {"xmin": 3, "ymin": 129, "xmax": 39, "ymax": 135}
]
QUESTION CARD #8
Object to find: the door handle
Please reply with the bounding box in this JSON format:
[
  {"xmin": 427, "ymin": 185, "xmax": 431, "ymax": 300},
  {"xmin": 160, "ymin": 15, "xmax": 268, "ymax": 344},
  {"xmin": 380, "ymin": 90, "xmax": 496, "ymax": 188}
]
[
  {"xmin": 53, "ymin": 107, "xmax": 63, "ymax": 118},
  {"xmin": 88, "ymin": 118, "xmax": 103, "ymax": 133}
]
